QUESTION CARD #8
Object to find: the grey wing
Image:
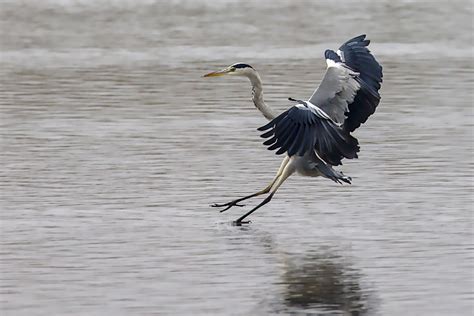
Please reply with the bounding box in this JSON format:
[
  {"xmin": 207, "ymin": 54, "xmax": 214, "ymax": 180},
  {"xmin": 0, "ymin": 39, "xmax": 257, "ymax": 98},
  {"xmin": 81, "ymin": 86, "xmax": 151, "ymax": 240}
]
[
  {"xmin": 308, "ymin": 65, "xmax": 360, "ymax": 124},
  {"xmin": 308, "ymin": 34, "xmax": 383, "ymax": 132},
  {"xmin": 257, "ymin": 104, "xmax": 359, "ymax": 166}
]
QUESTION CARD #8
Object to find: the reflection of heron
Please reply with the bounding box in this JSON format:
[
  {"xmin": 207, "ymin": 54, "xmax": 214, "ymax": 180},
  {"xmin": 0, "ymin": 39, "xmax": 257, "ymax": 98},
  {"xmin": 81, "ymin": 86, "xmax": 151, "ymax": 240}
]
[
  {"xmin": 204, "ymin": 35, "xmax": 383, "ymax": 224},
  {"xmin": 229, "ymin": 230, "xmax": 374, "ymax": 314},
  {"xmin": 280, "ymin": 254, "xmax": 371, "ymax": 315}
]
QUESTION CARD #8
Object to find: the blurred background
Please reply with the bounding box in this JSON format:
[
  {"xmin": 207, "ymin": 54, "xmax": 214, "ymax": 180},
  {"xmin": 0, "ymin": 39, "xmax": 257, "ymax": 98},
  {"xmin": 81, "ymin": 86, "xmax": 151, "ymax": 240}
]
[{"xmin": 0, "ymin": 0, "xmax": 472, "ymax": 315}]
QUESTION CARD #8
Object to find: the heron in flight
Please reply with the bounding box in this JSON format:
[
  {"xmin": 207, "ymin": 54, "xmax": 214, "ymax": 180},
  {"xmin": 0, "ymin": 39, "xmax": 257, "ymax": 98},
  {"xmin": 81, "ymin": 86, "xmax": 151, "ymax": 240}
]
[{"xmin": 203, "ymin": 35, "xmax": 383, "ymax": 225}]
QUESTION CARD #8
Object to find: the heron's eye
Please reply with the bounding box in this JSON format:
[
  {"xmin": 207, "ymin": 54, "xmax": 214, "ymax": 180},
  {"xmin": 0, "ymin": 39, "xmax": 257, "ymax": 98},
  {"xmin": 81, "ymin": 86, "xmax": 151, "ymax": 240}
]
[{"xmin": 229, "ymin": 67, "xmax": 236, "ymax": 72}]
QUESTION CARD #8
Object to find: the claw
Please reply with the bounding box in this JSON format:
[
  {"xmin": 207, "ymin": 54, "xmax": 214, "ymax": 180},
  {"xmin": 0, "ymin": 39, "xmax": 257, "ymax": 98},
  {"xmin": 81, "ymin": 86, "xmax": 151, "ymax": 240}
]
[
  {"xmin": 211, "ymin": 201, "xmax": 246, "ymax": 213},
  {"xmin": 219, "ymin": 206, "xmax": 232, "ymax": 213},
  {"xmin": 233, "ymin": 220, "xmax": 251, "ymax": 226}
]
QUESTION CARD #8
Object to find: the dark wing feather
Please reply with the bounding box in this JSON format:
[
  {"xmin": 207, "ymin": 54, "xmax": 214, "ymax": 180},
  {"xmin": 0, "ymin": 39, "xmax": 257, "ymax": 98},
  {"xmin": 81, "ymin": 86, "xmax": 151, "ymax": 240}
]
[
  {"xmin": 309, "ymin": 34, "xmax": 383, "ymax": 133},
  {"xmin": 258, "ymin": 105, "xmax": 359, "ymax": 166},
  {"xmin": 339, "ymin": 35, "xmax": 382, "ymax": 92}
]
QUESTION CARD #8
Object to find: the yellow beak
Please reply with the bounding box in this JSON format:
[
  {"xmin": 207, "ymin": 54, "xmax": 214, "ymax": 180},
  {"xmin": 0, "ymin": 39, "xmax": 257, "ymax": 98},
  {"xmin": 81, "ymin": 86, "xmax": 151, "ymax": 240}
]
[{"xmin": 202, "ymin": 69, "xmax": 230, "ymax": 77}]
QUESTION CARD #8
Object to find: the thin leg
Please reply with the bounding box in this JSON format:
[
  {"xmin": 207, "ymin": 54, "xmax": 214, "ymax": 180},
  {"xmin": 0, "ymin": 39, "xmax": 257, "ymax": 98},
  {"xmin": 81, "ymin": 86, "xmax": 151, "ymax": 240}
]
[
  {"xmin": 211, "ymin": 157, "xmax": 290, "ymax": 213},
  {"xmin": 234, "ymin": 159, "xmax": 295, "ymax": 225}
]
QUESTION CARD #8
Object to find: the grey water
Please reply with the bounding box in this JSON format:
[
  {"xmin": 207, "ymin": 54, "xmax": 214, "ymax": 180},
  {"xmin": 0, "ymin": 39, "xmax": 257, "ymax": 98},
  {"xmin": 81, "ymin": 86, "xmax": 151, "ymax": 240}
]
[{"xmin": 0, "ymin": 0, "xmax": 473, "ymax": 315}]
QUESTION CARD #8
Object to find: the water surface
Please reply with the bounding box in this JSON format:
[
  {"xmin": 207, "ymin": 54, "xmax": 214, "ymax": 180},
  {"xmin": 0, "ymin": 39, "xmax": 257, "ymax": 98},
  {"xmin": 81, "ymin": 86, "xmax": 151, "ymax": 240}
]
[{"xmin": 1, "ymin": 0, "xmax": 473, "ymax": 315}]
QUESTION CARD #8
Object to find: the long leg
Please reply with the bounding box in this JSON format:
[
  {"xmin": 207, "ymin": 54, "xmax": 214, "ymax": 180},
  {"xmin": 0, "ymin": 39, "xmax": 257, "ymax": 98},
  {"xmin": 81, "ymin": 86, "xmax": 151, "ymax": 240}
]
[
  {"xmin": 235, "ymin": 159, "xmax": 295, "ymax": 225},
  {"xmin": 211, "ymin": 156, "xmax": 290, "ymax": 213}
]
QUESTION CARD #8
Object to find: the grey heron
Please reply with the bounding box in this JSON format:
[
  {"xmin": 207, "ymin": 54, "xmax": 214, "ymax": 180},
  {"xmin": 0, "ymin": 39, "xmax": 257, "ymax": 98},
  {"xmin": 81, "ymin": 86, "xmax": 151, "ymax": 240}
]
[{"xmin": 203, "ymin": 35, "xmax": 383, "ymax": 225}]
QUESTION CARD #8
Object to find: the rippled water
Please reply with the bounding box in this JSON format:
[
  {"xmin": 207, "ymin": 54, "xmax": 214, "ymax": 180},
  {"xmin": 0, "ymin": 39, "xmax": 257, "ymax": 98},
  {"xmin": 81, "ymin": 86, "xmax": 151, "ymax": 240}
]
[{"xmin": 1, "ymin": 0, "xmax": 473, "ymax": 315}]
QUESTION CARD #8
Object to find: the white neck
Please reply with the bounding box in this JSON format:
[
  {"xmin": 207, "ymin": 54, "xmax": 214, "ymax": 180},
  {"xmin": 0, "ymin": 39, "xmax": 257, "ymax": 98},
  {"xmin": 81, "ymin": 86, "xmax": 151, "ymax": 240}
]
[{"xmin": 246, "ymin": 71, "xmax": 276, "ymax": 121}]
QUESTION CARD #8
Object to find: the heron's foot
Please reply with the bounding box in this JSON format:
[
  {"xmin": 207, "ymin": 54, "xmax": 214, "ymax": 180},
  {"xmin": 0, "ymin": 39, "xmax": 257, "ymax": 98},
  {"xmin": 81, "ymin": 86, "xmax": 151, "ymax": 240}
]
[
  {"xmin": 232, "ymin": 220, "xmax": 251, "ymax": 226},
  {"xmin": 210, "ymin": 201, "xmax": 245, "ymax": 213}
]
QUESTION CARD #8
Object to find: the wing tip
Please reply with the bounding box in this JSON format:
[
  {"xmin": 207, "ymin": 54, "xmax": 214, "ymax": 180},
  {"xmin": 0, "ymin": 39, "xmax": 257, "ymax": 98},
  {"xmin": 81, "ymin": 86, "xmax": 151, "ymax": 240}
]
[
  {"xmin": 352, "ymin": 34, "xmax": 367, "ymax": 42},
  {"xmin": 257, "ymin": 124, "xmax": 271, "ymax": 132},
  {"xmin": 325, "ymin": 49, "xmax": 342, "ymax": 63}
]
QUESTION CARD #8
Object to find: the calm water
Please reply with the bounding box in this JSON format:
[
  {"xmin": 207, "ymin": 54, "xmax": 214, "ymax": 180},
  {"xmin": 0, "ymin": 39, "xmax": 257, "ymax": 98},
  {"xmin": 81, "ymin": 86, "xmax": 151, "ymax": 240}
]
[{"xmin": 1, "ymin": 0, "xmax": 473, "ymax": 315}]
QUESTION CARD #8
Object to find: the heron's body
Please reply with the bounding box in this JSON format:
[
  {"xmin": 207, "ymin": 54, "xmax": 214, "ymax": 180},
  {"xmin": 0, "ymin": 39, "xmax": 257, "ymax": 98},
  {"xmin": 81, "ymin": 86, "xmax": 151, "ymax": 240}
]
[
  {"xmin": 294, "ymin": 154, "xmax": 322, "ymax": 177},
  {"xmin": 204, "ymin": 35, "xmax": 383, "ymax": 224}
]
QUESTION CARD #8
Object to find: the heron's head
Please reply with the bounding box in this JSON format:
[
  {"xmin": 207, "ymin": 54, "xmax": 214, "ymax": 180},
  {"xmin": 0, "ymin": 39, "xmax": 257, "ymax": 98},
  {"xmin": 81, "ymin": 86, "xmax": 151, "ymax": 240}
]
[{"xmin": 203, "ymin": 63, "xmax": 256, "ymax": 78}]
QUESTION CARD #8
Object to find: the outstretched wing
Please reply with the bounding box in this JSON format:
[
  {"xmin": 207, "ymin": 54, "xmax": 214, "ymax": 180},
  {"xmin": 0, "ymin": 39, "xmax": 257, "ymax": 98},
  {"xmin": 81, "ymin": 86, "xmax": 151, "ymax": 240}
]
[
  {"xmin": 308, "ymin": 34, "xmax": 383, "ymax": 132},
  {"xmin": 258, "ymin": 102, "xmax": 359, "ymax": 166}
]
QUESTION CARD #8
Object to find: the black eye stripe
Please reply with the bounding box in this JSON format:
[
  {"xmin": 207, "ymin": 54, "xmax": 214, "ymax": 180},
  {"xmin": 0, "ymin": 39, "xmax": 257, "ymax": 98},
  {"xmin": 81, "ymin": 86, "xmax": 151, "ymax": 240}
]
[{"xmin": 232, "ymin": 63, "xmax": 254, "ymax": 69}]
